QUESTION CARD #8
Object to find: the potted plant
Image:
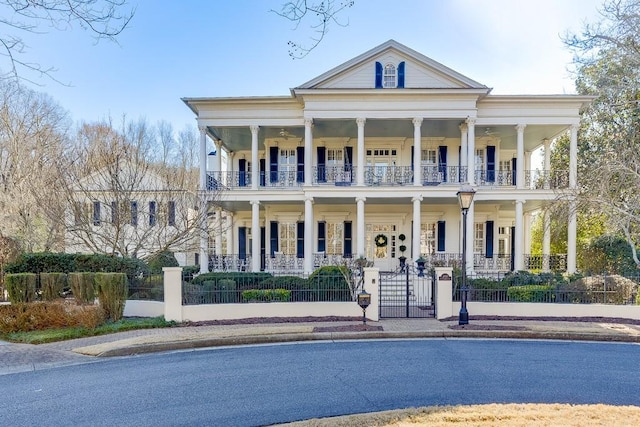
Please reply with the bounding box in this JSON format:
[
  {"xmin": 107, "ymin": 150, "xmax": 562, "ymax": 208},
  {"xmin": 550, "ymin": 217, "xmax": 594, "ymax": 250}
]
[
  {"xmin": 398, "ymin": 244, "xmax": 407, "ymax": 269},
  {"xmin": 415, "ymin": 256, "xmax": 427, "ymax": 277}
]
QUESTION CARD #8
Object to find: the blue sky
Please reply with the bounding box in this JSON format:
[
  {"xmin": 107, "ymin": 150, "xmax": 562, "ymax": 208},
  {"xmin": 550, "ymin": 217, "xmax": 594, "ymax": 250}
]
[{"xmin": 15, "ymin": 0, "xmax": 604, "ymax": 133}]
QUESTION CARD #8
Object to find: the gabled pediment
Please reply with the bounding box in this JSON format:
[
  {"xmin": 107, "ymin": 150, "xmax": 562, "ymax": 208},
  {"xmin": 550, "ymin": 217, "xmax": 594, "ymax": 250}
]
[{"xmin": 296, "ymin": 39, "xmax": 488, "ymax": 90}]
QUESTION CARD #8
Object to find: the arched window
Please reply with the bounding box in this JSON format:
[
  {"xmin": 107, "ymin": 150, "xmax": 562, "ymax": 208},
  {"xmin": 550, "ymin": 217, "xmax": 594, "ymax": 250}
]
[{"xmin": 383, "ymin": 63, "xmax": 396, "ymax": 88}]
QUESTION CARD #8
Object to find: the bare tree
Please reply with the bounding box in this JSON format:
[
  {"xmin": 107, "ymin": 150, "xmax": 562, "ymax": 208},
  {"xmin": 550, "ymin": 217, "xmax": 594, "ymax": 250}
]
[
  {"xmin": 272, "ymin": 0, "xmax": 354, "ymax": 59},
  {"xmin": 0, "ymin": 79, "xmax": 70, "ymax": 251},
  {"xmin": 0, "ymin": 0, "xmax": 135, "ymax": 82},
  {"xmin": 563, "ymin": 0, "xmax": 640, "ymax": 268},
  {"xmin": 58, "ymin": 118, "xmax": 213, "ymax": 261}
]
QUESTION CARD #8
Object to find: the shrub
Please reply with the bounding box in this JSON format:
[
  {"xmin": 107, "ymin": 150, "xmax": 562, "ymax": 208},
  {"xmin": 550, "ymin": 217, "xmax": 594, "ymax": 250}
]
[
  {"xmin": 191, "ymin": 272, "xmax": 272, "ymax": 289},
  {"xmin": 564, "ymin": 275, "xmax": 637, "ymax": 304},
  {"xmin": 40, "ymin": 273, "xmax": 67, "ymax": 301},
  {"xmin": 182, "ymin": 266, "xmax": 199, "ymax": 282},
  {"xmin": 507, "ymin": 285, "xmax": 554, "ymax": 302},
  {"xmin": 0, "ymin": 302, "xmax": 105, "ymax": 334},
  {"xmin": 147, "ymin": 251, "xmax": 179, "ymax": 273},
  {"xmin": 6, "ymin": 273, "xmax": 37, "ymax": 303},
  {"xmin": 202, "ymin": 279, "xmax": 238, "ymax": 303},
  {"xmin": 307, "ymin": 266, "xmax": 351, "ymax": 301},
  {"xmin": 242, "ymin": 289, "xmax": 291, "ymax": 302},
  {"xmin": 68, "ymin": 272, "xmax": 96, "ymax": 305},
  {"xmin": 128, "ymin": 274, "xmax": 163, "ymax": 301},
  {"xmin": 95, "ymin": 273, "xmax": 128, "ymax": 322}
]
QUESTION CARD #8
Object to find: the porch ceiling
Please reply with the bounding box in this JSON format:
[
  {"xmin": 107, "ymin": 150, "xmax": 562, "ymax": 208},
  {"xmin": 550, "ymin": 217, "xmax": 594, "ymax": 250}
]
[{"xmin": 209, "ymin": 120, "xmax": 567, "ymax": 154}]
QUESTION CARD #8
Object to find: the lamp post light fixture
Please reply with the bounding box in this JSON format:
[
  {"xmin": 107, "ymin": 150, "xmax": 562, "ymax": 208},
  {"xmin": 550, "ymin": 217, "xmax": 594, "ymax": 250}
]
[
  {"xmin": 357, "ymin": 289, "xmax": 371, "ymax": 325},
  {"xmin": 457, "ymin": 184, "xmax": 476, "ymax": 325}
]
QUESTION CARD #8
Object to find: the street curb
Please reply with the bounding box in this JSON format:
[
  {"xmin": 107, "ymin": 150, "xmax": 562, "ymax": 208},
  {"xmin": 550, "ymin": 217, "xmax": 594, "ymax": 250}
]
[{"xmin": 89, "ymin": 330, "xmax": 640, "ymax": 357}]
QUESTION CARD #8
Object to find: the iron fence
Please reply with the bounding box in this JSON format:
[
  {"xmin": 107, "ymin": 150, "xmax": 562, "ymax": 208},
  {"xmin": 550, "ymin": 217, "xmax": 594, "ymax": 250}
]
[
  {"xmin": 128, "ymin": 273, "xmax": 164, "ymax": 301},
  {"xmin": 453, "ymin": 272, "xmax": 639, "ymax": 305},
  {"xmin": 181, "ymin": 272, "xmax": 356, "ymax": 305}
]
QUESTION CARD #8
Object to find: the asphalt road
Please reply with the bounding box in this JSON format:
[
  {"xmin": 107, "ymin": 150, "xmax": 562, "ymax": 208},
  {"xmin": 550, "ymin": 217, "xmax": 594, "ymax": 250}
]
[{"xmin": 1, "ymin": 339, "xmax": 639, "ymax": 426}]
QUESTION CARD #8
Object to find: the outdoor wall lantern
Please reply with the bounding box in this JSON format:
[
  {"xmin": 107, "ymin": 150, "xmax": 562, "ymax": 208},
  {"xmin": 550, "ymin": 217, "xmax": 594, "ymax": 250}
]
[
  {"xmin": 457, "ymin": 184, "xmax": 476, "ymax": 325},
  {"xmin": 357, "ymin": 289, "xmax": 371, "ymax": 325}
]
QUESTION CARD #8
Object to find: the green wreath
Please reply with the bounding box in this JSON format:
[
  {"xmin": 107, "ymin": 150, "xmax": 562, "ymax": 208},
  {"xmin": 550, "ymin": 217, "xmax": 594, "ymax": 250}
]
[{"xmin": 374, "ymin": 234, "xmax": 388, "ymax": 248}]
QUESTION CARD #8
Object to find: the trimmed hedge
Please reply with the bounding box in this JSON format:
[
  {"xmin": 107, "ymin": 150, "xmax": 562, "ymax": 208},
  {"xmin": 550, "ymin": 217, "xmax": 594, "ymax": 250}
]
[
  {"xmin": 242, "ymin": 289, "xmax": 291, "ymax": 302},
  {"xmin": 95, "ymin": 273, "xmax": 128, "ymax": 322},
  {"xmin": 5, "ymin": 273, "xmax": 37, "ymax": 303},
  {"xmin": 68, "ymin": 272, "xmax": 96, "ymax": 305},
  {"xmin": 5, "ymin": 252, "xmax": 148, "ymax": 279},
  {"xmin": 191, "ymin": 272, "xmax": 273, "ymax": 288},
  {"xmin": 0, "ymin": 302, "xmax": 105, "ymax": 334},
  {"xmin": 40, "ymin": 273, "xmax": 67, "ymax": 301},
  {"xmin": 507, "ymin": 285, "xmax": 554, "ymax": 302}
]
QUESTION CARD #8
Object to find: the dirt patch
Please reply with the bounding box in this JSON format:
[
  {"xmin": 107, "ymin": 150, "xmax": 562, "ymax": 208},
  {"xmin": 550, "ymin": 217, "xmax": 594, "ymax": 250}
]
[
  {"xmin": 181, "ymin": 316, "xmax": 362, "ymax": 327},
  {"xmin": 448, "ymin": 324, "xmax": 528, "ymax": 331},
  {"xmin": 313, "ymin": 324, "xmax": 384, "ymax": 333}
]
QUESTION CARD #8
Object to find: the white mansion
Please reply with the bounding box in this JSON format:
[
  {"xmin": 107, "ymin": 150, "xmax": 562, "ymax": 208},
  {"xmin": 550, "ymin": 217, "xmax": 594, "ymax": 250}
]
[{"xmin": 183, "ymin": 40, "xmax": 591, "ymax": 275}]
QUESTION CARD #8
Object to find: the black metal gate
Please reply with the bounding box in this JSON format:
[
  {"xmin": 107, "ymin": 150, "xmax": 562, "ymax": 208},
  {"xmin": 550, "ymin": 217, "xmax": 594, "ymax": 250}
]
[{"xmin": 378, "ymin": 266, "xmax": 435, "ymax": 318}]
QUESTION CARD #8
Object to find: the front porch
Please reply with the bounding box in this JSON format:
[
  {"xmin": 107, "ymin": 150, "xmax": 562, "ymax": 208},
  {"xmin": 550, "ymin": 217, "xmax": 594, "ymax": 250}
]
[
  {"xmin": 205, "ymin": 252, "xmax": 568, "ymax": 274},
  {"xmin": 205, "ymin": 168, "xmax": 569, "ymax": 190}
]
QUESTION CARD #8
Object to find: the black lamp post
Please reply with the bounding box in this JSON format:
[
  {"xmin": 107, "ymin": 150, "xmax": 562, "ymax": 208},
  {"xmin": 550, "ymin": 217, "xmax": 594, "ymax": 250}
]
[
  {"xmin": 457, "ymin": 185, "xmax": 476, "ymax": 325},
  {"xmin": 357, "ymin": 289, "xmax": 371, "ymax": 325}
]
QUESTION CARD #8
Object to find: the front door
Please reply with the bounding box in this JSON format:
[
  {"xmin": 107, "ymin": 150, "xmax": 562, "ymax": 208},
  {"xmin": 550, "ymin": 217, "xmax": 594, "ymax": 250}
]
[{"xmin": 366, "ymin": 223, "xmax": 398, "ymax": 271}]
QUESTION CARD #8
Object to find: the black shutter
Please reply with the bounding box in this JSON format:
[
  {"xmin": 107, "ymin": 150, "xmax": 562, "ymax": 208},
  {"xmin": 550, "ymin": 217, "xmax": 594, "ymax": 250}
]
[
  {"xmin": 296, "ymin": 146, "xmax": 304, "ymax": 183},
  {"xmin": 439, "ymin": 146, "xmax": 448, "ymax": 183},
  {"xmin": 510, "ymin": 226, "xmax": 515, "ymax": 271},
  {"xmin": 375, "ymin": 61, "xmax": 382, "ymax": 88},
  {"xmin": 397, "ymin": 61, "xmax": 405, "ymax": 88},
  {"xmin": 344, "ymin": 146, "xmax": 353, "ymax": 182},
  {"xmin": 238, "ymin": 227, "xmax": 247, "ymax": 260},
  {"xmin": 270, "ymin": 221, "xmax": 278, "ymax": 257},
  {"xmin": 512, "ymin": 157, "xmax": 517, "ymax": 185},
  {"xmin": 343, "ymin": 221, "xmax": 352, "ymax": 257},
  {"xmin": 239, "ymin": 159, "xmax": 247, "ymax": 187},
  {"xmin": 318, "ymin": 221, "xmax": 326, "ymax": 252},
  {"xmin": 487, "ymin": 146, "xmax": 495, "ymax": 183},
  {"xmin": 317, "ymin": 146, "xmax": 326, "ymax": 183},
  {"xmin": 297, "ymin": 222, "xmax": 304, "ymax": 258},
  {"xmin": 270, "ymin": 146, "xmax": 278, "ymax": 183},
  {"xmin": 259, "ymin": 158, "xmax": 266, "ymax": 187},
  {"xmin": 437, "ymin": 221, "xmax": 446, "ymax": 252},
  {"xmin": 411, "ymin": 146, "xmax": 415, "ymax": 183},
  {"xmin": 260, "ymin": 227, "xmax": 266, "ymax": 271},
  {"xmin": 486, "ymin": 221, "xmax": 494, "ymax": 258}
]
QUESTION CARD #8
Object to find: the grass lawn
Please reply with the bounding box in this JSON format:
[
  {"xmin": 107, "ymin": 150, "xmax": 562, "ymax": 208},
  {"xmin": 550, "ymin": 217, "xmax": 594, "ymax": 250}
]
[
  {"xmin": 2, "ymin": 317, "xmax": 176, "ymax": 344},
  {"xmin": 286, "ymin": 403, "xmax": 640, "ymax": 426}
]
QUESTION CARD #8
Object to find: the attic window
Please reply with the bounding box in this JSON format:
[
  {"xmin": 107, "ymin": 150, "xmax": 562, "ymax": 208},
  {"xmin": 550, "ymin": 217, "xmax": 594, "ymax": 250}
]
[{"xmin": 383, "ymin": 64, "xmax": 396, "ymax": 88}]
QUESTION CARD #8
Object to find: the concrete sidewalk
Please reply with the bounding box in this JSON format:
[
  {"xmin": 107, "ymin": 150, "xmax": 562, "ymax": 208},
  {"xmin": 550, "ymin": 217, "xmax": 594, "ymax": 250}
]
[{"xmin": 2, "ymin": 317, "xmax": 640, "ymax": 375}]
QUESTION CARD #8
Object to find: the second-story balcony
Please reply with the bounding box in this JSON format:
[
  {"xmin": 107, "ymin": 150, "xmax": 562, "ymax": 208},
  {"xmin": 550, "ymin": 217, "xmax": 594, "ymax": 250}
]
[{"xmin": 205, "ymin": 168, "xmax": 570, "ymax": 190}]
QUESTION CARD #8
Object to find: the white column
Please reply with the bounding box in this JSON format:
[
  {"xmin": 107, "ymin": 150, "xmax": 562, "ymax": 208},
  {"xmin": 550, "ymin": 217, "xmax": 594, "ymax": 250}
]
[
  {"xmin": 356, "ymin": 118, "xmax": 366, "ymax": 186},
  {"xmin": 199, "ymin": 198, "xmax": 208, "ymax": 274},
  {"xmin": 567, "ymin": 199, "xmax": 577, "ymax": 273},
  {"xmin": 514, "ymin": 200, "xmax": 525, "ymax": 271},
  {"xmin": 226, "ymin": 212, "xmax": 233, "ymax": 255},
  {"xmin": 356, "ymin": 197, "xmax": 366, "ymax": 258},
  {"xmin": 466, "ymin": 118, "xmax": 476, "ymax": 185},
  {"xmin": 251, "ymin": 200, "xmax": 261, "ymax": 272},
  {"xmin": 215, "ymin": 140, "xmax": 223, "ymax": 173},
  {"xmin": 543, "ymin": 138, "xmax": 551, "ymax": 189},
  {"xmin": 569, "ymin": 124, "xmax": 578, "ymax": 189},
  {"xmin": 250, "ymin": 125, "xmax": 259, "ymax": 189},
  {"xmin": 459, "ymin": 123, "xmax": 468, "ymax": 183},
  {"xmin": 412, "ymin": 196, "xmax": 422, "ymax": 259},
  {"xmin": 304, "ymin": 118, "xmax": 313, "ymax": 185},
  {"xmin": 215, "ymin": 207, "xmax": 223, "ymax": 256},
  {"xmin": 516, "ymin": 124, "xmax": 526, "ymax": 189},
  {"xmin": 304, "ymin": 197, "xmax": 314, "ymax": 274},
  {"xmin": 524, "ymin": 212, "xmax": 532, "ymax": 259},
  {"xmin": 413, "ymin": 118, "xmax": 423, "ymax": 186},
  {"xmin": 543, "ymin": 209, "xmax": 551, "ymax": 271},
  {"xmin": 466, "ymin": 201, "xmax": 475, "ymax": 274},
  {"xmin": 199, "ymin": 125, "xmax": 207, "ymax": 191}
]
